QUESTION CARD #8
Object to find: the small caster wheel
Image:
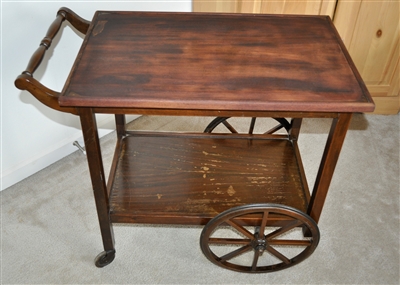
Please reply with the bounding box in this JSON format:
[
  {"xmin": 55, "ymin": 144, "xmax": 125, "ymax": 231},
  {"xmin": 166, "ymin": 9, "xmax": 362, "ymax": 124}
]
[
  {"xmin": 95, "ymin": 249, "xmax": 116, "ymax": 268},
  {"xmin": 200, "ymin": 204, "xmax": 319, "ymax": 273}
]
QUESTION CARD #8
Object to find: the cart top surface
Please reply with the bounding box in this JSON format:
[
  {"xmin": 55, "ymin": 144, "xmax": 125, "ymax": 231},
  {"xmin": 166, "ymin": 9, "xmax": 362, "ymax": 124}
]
[{"xmin": 59, "ymin": 11, "xmax": 374, "ymax": 113}]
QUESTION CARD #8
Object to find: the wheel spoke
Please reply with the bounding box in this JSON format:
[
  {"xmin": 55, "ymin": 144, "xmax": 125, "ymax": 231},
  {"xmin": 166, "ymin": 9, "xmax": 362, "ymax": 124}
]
[
  {"xmin": 251, "ymin": 250, "xmax": 260, "ymax": 271},
  {"xmin": 268, "ymin": 239, "xmax": 312, "ymax": 246},
  {"xmin": 265, "ymin": 124, "xmax": 283, "ymax": 134},
  {"xmin": 205, "ymin": 117, "xmax": 291, "ymax": 135},
  {"xmin": 265, "ymin": 220, "xmax": 303, "ymax": 240},
  {"xmin": 274, "ymin": 118, "xmax": 292, "ymax": 132},
  {"xmin": 226, "ymin": 219, "xmax": 255, "ymax": 239},
  {"xmin": 266, "ymin": 246, "xmax": 291, "ymax": 265},
  {"xmin": 209, "ymin": 238, "xmax": 251, "ymax": 245},
  {"xmin": 258, "ymin": 211, "xmax": 269, "ymax": 237},
  {"xmin": 249, "ymin": 117, "xmax": 257, "ymax": 134},
  {"xmin": 219, "ymin": 244, "xmax": 252, "ymax": 262},
  {"xmin": 222, "ymin": 120, "xmax": 238, "ymax": 133}
]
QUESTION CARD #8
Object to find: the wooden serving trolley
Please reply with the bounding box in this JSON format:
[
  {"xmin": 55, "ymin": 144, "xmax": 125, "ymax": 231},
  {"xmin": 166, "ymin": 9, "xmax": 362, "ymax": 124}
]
[{"xmin": 15, "ymin": 8, "xmax": 374, "ymax": 273}]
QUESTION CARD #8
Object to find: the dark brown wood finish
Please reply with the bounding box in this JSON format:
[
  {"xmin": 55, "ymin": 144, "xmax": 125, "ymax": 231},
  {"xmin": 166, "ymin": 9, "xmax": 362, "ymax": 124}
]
[
  {"xmin": 307, "ymin": 112, "xmax": 352, "ymax": 223},
  {"xmin": 15, "ymin": 9, "xmax": 376, "ymax": 269},
  {"xmin": 94, "ymin": 108, "xmax": 340, "ymax": 118},
  {"xmin": 79, "ymin": 108, "xmax": 115, "ymax": 254},
  {"xmin": 106, "ymin": 115, "xmax": 126, "ymax": 197},
  {"xmin": 289, "ymin": 118, "xmax": 311, "ymax": 203},
  {"xmin": 14, "ymin": 7, "xmax": 90, "ymax": 115},
  {"xmin": 60, "ymin": 12, "xmax": 374, "ymax": 113},
  {"xmin": 61, "ymin": 7, "xmax": 91, "ymax": 34},
  {"xmin": 115, "ymin": 114, "xmax": 126, "ymax": 137},
  {"xmin": 289, "ymin": 118, "xmax": 302, "ymax": 141},
  {"xmin": 109, "ymin": 133, "xmax": 308, "ymax": 224}
]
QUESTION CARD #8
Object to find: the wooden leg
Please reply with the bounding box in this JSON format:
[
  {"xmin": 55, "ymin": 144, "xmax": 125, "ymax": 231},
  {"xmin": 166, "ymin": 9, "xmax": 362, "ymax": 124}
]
[
  {"xmin": 79, "ymin": 108, "xmax": 115, "ymax": 267},
  {"xmin": 290, "ymin": 118, "xmax": 311, "ymax": 203},
  {"xmin": 115, "ymin": 114, "xmax": 126, "ymax": 138},
  {"xmin": 289, "ymin": 118, "xmax": 303, "ymax": 141},
  {"xmin": 307, "ymin": 113, "xmax": 352, "ymax": 224}
]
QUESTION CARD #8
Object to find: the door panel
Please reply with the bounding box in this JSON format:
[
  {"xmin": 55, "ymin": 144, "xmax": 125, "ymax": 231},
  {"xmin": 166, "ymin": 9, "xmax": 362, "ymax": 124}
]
[{"xmin": 193, "ymin": 0, "xmax": 336, "ymax": 17}]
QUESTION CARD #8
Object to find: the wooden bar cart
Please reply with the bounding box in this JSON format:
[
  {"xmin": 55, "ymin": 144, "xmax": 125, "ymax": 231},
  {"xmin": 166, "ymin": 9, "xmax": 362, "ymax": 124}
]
[{"xmin": 15, "ymin": 8, "xmax": 375, "ymax": 273}]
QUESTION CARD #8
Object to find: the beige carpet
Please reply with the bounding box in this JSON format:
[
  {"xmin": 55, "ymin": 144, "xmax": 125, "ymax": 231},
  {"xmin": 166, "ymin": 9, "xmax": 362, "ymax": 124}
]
[{"xmin": 2, "ymin": 114, "xmax": 399, "ymax": 284}]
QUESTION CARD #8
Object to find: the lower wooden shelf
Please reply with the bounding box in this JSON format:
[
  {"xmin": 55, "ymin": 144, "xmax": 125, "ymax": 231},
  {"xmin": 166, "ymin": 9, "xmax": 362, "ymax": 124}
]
[{"xmin": 109, "ymin": 132, "xmax": 309, "ymax": 225}]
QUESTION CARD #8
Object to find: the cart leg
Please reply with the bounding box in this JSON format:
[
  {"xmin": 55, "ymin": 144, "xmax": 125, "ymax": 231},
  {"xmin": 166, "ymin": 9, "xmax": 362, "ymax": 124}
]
[
  {"xmin": 80, "ymin": 108, "xmax": 115, "ymax": 267},
  {"xmin": 115, "ymin": 114, "xmax": 126, "ymax": 137},
  {"xmin": 307, "ymin": 113, "xmax": 352, "ymax": 225},
  {"xmin": 289, "ymin": 118, "xmax": 302, "ymax": 141}
]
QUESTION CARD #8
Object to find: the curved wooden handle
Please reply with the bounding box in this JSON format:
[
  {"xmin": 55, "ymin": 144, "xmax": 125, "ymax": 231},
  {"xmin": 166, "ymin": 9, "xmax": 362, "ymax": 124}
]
[
  {"xmin": 59, "ymin": 7, "xmax": 91, "ymax": 35},
  {"xmin": 15, "ymin": 74, "xmax": 79, "ymax": 115},
  {"xmin": 15, "ymin": 7, "xmax": 91, "ymax": 115}
]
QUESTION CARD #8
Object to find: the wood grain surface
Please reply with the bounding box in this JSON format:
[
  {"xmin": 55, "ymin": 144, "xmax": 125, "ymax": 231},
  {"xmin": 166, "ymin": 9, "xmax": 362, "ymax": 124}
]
[
  {"xmin": 109, "ymin": 133, "xmax": 308, "ymax": 224},
  {"xmin": 60, "ymin": 12, "xmax": 374, "ymax": 113}
]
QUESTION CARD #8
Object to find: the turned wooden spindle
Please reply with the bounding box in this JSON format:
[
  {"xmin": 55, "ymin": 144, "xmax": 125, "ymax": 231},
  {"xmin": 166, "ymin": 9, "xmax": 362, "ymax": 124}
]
[{"xmin": 15, "ymin": 7, "xmax": 91, "ymax": 115}]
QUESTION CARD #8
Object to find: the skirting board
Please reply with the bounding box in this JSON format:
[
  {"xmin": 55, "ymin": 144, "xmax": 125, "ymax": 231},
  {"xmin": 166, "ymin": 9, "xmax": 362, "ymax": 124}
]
[
  {"xmin": 368, "ymin": 96, "xmax": 400, "ymax": 115},
  {"xmin": 1, "ymin": 115, "xmax": 139, "ymax": 191}
]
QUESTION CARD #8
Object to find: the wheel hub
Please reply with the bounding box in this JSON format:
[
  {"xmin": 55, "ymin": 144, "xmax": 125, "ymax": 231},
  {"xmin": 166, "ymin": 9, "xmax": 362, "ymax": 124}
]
[{"xmin": 251, "ymin": 233, "xmax": 267, "ymax": 253}]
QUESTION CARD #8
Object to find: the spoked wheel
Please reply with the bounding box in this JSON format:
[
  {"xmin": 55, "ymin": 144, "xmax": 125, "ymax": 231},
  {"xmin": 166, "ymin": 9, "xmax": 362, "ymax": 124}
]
[
  {"xmin": 200, "ymin": 204, "xmax": 319, "ymax": 273},
  {"xmin": 204, "ymin": 117, "xmax": 291, "ymax": 135}
]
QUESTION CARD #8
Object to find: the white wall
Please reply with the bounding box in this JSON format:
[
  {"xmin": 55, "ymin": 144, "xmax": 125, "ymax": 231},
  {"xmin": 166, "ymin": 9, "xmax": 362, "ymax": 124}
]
[{"xmin": 1, "ymin": 1, "xmax": 192, "ymax": 190}]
